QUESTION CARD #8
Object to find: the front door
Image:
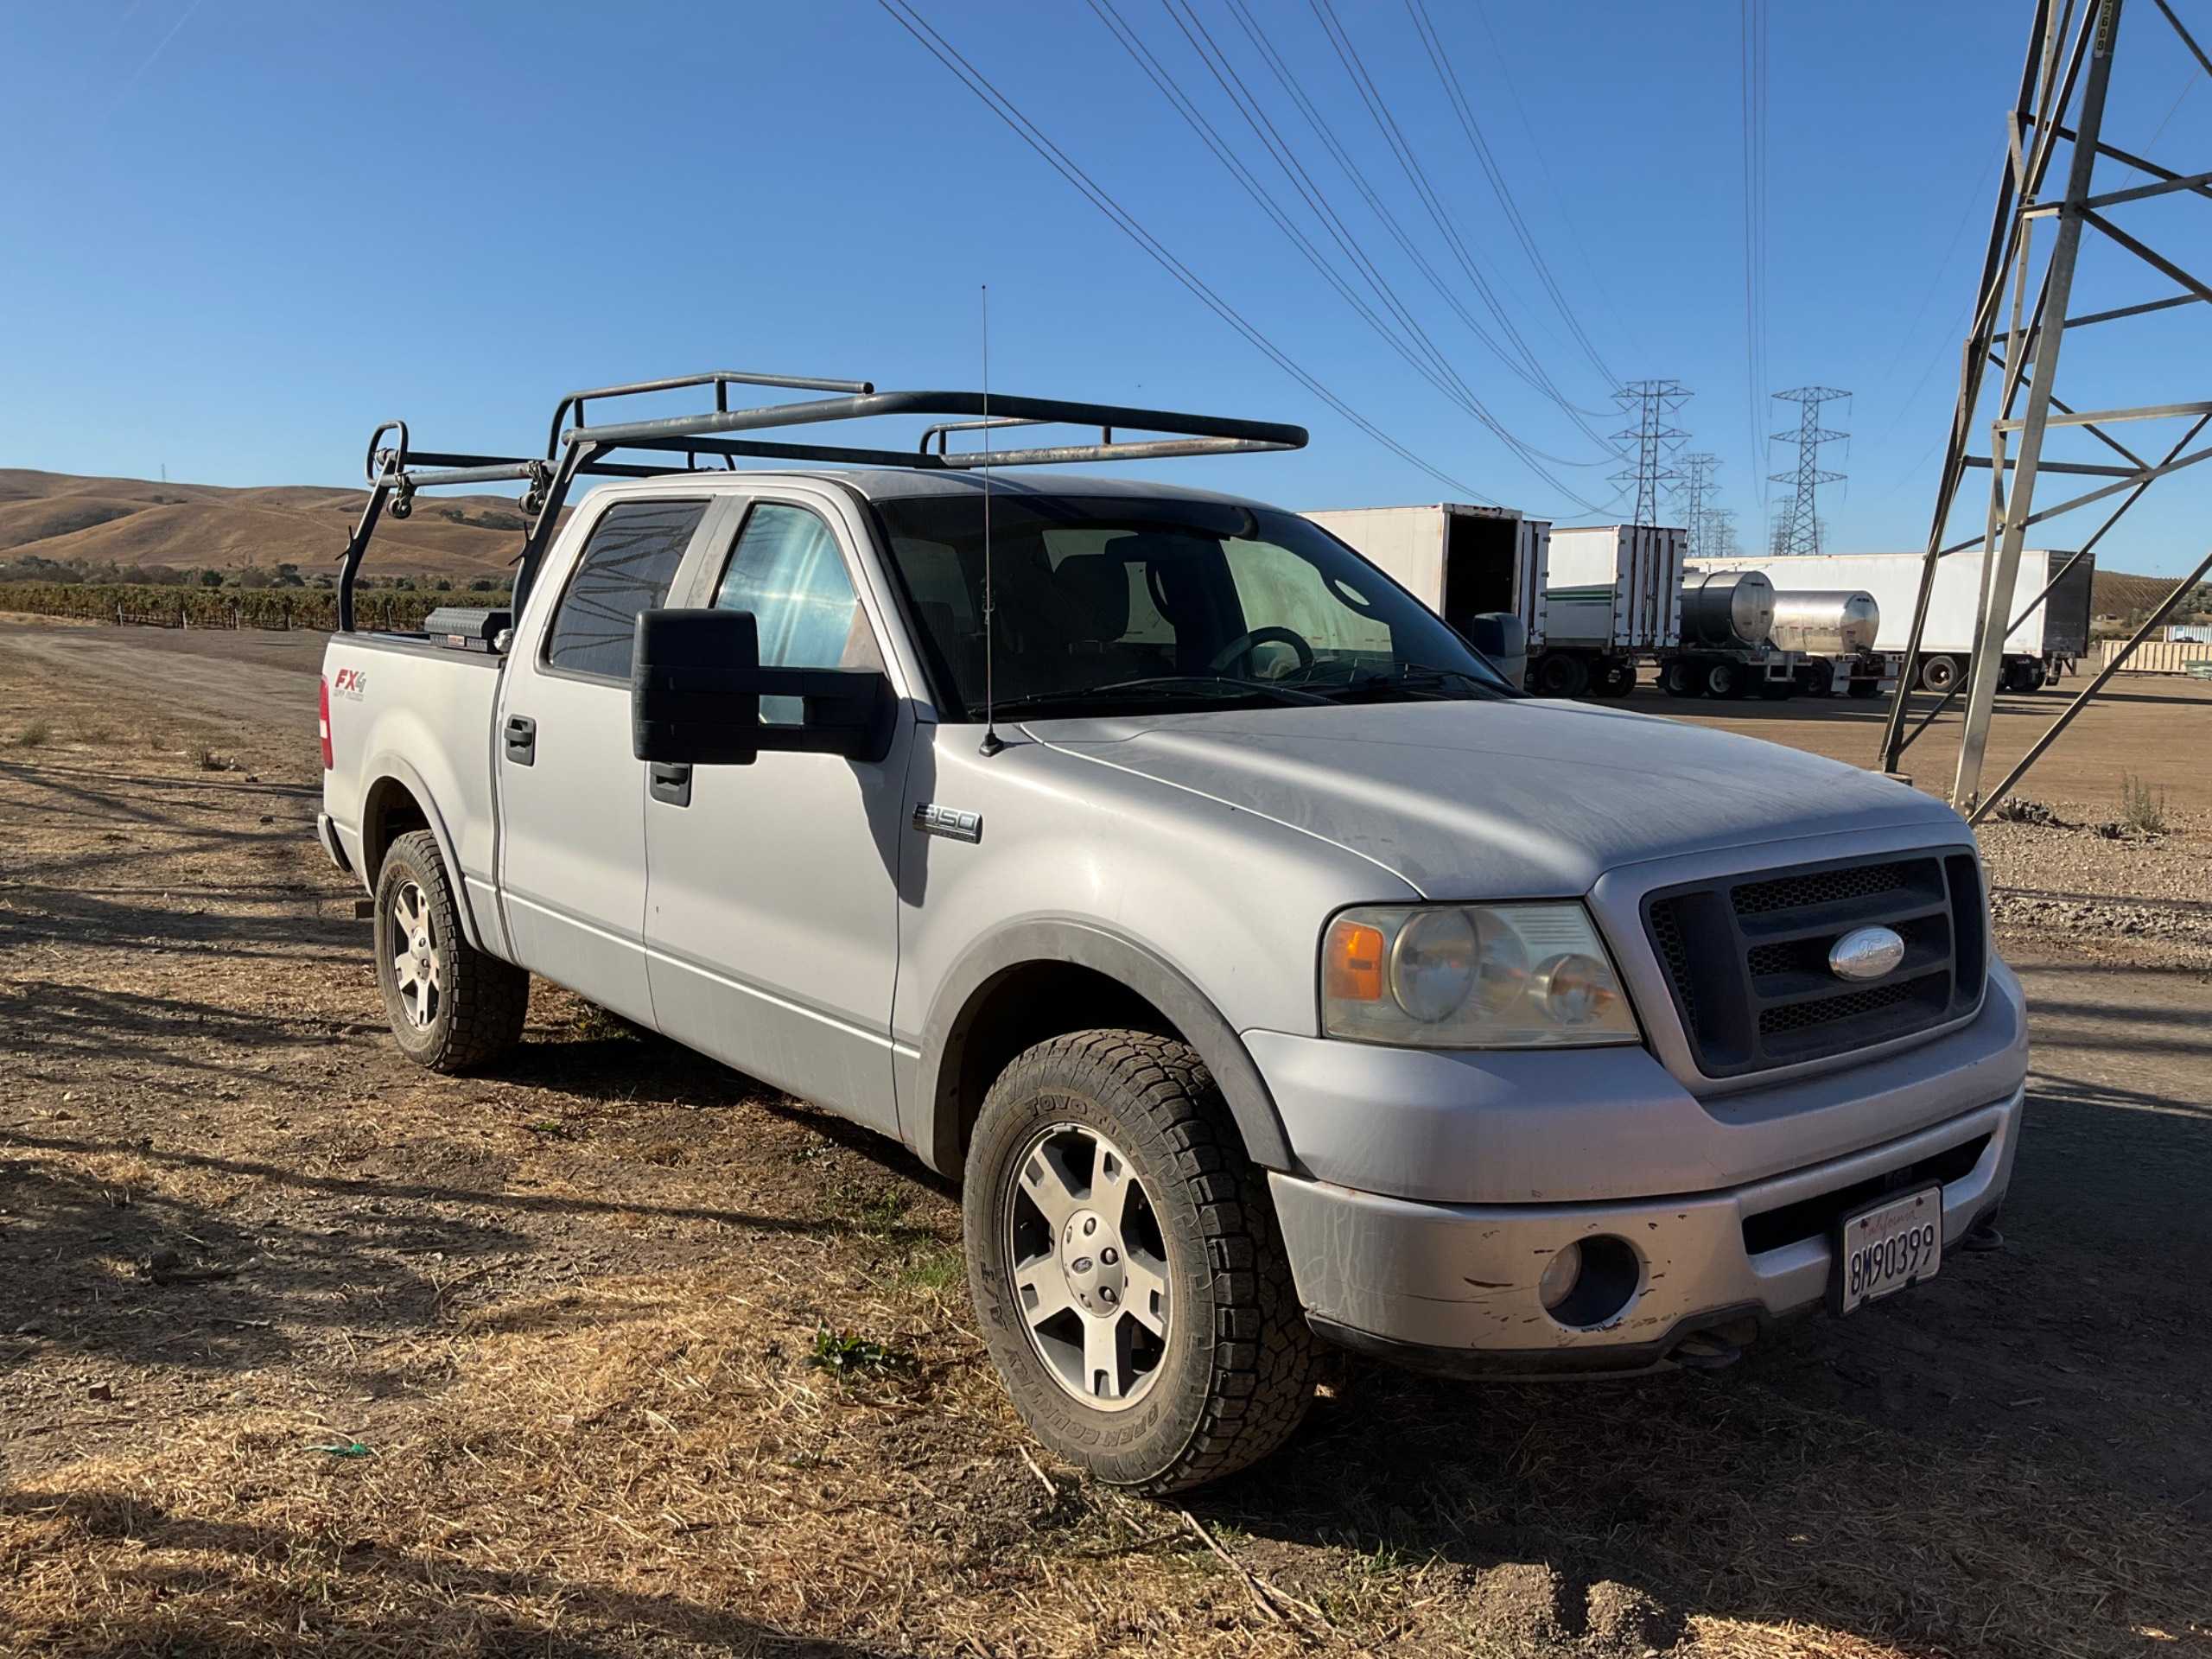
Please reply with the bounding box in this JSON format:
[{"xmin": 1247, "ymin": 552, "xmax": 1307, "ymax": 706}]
[
  {"xmin": 643, "ymin": 491, "xmax": 914, "ymax": 1135},
  {"xmin": 495, "ymin": 493, "xmax": 720, "ymax": 1025}
]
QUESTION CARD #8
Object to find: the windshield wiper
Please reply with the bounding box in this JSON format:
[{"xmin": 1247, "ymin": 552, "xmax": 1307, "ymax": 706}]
[
  {"xmin": 992, "ymin": 675, "xmax": 1333, "ymax": 716},
  {"xmin": 1329, "ymin": 662, "xmax": 1511, "ymax": 702}
]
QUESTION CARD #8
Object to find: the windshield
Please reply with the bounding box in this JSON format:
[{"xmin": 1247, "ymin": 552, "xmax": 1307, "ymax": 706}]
[{"xmin": 873, "ymin": 492, "xmax": 1513, "ymax": 720}]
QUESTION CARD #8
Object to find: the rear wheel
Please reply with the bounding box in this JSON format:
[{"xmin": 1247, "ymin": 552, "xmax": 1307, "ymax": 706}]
[
  {"xmin": 964, "ymin": 1030, "xmax": 1316, "ymax": 1493},
  {"xmin": 1592, "ymin": 660, "xmax": 1636, "ymax": 698},
  {"xmin": 2024, "ymin": 658, "xmax": 2049, "ymax": 691},
  {"xmin": 1919, "ymin": 654, "xmax": 1961, "ymax": 694},
  {"xmin": 1660, "ymin": 660, "xmax": 1701, "ymax": 698},
  {"xmin": 1534, "ymin": 652, "xmax": 1591, "ymax": 699},
  {"xmin": 373, "ymin": 830, "xmax": 529, "ymax": 1072},
  {"xmin": 1703, "ymin": 660, "xmax": 1745, "ymax": 699}
]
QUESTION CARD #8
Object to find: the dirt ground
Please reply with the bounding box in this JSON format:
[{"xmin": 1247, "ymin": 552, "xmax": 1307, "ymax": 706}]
[{"xmin": 3, "ymin": 620, "xmax": 2209, "ymax": 1657}]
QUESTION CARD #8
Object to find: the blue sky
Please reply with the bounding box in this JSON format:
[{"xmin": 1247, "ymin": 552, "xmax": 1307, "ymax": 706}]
[{"xmin": 3, "ymin": 0, "xmax": 2208, "ymax": 575}]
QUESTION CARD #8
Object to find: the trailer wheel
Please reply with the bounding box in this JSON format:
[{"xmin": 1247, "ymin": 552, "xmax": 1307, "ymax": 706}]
[
  {"xmin": 1534, "ymin": 653, "xmax": 1590, "ymax": 699},
  {"xmin": 2024, "ymin": 659, "xmax": 2049, "ymax": 691},
  {"xmin": 1918, "ymin": 654, "xmax": 1961, "ymax": 694},
  {"xmin": 1592, "ymin": 660, "xmax": 1635, "ymax": 698},
  {"xmin": 1702, "ymin": 661, "xmax": 1745, "ymax": 699},
  {"xmin": 1660, "ymin": 661, "xmax": 1700, "ymax": 698}
]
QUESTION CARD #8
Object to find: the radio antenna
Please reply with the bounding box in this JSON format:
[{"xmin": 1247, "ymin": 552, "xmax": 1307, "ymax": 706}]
[{"xmin": 978, "ymin": 283, "xmax": 1005, "ymax": 756}]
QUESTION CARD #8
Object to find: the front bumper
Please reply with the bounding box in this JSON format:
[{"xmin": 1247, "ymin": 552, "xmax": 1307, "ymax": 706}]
[{"xmin": 1271, "ymin": 1085, "xmax": 2020, "ymax": 1374}]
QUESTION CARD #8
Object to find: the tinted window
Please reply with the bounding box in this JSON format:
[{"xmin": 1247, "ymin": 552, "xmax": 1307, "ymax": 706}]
[
  {"xmin": 713, "ymin": 501, "xmax": 883, "ymax": 723},
  {"xmin": 874, "ymin": 493, "xmax": 1508, "ymax": 719},
  {"xmin": 543, "ymin": 498, "xmax": 708, "ymax": 679}
]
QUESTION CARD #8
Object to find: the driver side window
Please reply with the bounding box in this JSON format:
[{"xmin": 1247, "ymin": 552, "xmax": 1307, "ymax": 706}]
[{"xmin": 712, "ymin": 502, "xmax": 885, "ymax": 724}]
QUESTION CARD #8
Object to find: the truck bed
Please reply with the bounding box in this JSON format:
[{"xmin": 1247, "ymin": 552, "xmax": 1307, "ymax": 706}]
[{"xmin": 321, "ymin": 630, "xmax": 508, "ymax": 951}]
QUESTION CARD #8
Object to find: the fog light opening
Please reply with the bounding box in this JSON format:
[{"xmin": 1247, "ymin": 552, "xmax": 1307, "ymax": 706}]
[{"xmin": 1540, "ymin": 1234, "xmax": 1642, "ymax": 1330}]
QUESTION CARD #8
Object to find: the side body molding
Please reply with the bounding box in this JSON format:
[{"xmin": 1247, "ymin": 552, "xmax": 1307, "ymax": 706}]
[{"xmin": 910, "ymin": 918, "xmax": 1300, "ymax": 1180}]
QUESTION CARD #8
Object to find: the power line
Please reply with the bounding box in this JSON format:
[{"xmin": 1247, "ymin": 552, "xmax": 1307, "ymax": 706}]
[
  {"xmin": 1464, "ymin": 0, "xmax": 1644, "ymax": 365},
  {"xmin": 874, "ymin": 0, "xmax": 1494, "ymax": 502},
  {"xmin": 1304, "ymin": 0, "xmax": 1622, "ymax": 456},
  {"xmin": 1220, "ymin": 0, "xmax": 1620, "ymax": 459},
  {"xmin": 1092, "ymin": 0, "xmax": 1603, "ymax": 503},
  {"xmin": 1739, "ymin": 0, "xmax": 1772, "ymax": 528},
  {"xmin": 1402, "ymin": 0, "xmax": 1618, "ymax": 386}
]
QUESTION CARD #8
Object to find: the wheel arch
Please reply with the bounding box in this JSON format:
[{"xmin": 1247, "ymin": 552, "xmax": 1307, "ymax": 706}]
[
  {"xmin": 913, "ymin": 920, "xmax": 1299, "ymax": 1182},
  {"xmin": 359, "ymin": 759, "xmax": 487, "ymax": 950}
]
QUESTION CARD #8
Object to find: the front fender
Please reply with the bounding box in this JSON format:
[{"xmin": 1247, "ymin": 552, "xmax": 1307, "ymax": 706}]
[{"xmin": 910, "ymin": 917, "xmax": 1300, "ymax": 1180}]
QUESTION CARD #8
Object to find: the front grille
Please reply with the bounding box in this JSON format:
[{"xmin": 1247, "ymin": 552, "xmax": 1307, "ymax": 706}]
[{"xmin": 1644, "ymin": 851, "xmax": 1986, "ymax": 1077}]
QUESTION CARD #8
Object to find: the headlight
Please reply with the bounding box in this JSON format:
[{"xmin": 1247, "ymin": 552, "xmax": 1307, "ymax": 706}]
[{"xmin": 1322, "ymin": 904, "xmax": 1638, "ymax": 1048}]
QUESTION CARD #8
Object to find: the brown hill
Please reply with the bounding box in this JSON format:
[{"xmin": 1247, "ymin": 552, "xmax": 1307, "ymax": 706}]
[
  {"xmin": 2092, "ymin": 566, "xmax": 2209, "ymax": 622},
  {"xmin": 0, "ymin": 468, "xmax": 531, "ymax": 579}
]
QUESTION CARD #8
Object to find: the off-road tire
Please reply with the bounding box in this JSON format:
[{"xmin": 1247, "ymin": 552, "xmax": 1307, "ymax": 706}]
[
  {"xmin": 964, "ymin": 1030, "xmax": 1317, "ymax": 1494},
  {"xmin": 373, "ymin": 830, "xmax": 529, "ymax": 1072}
]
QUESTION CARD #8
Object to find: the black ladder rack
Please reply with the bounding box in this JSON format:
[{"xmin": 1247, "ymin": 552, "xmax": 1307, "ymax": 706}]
[{"xmin": 334, "ymin": 369, "xmax": 1307, "ymax": 632}]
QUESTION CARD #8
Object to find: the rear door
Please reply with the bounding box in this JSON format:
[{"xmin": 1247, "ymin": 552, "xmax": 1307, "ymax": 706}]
[
  {"xmin": 642, "ymin": 486, "xmax": 917, "ymax": 1135},
  {"xmin": 494, "ymin": 491, "xmax": 722, "ymax": 1024}
]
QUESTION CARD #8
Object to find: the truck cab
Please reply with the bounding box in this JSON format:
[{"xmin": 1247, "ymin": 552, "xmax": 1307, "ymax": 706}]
[{"xmin": 318, "ymin": 372, "xmax": 2027, "ymax": 1494}]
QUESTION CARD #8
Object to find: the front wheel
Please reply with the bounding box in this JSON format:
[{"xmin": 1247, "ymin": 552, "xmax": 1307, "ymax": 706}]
[
  {"xmin": 964, "ymin": 1031, "xmax": 1316, "ymax": 1494},
  {"xmin": 373, "ymin": 830, "xmax": 529, "ymax": 1071}
]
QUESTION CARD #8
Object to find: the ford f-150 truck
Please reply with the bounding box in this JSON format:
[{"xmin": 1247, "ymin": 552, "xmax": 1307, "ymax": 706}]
[{"xmin": 317, "ymin": 372, "xmax": 2025, "ymax": 1493}]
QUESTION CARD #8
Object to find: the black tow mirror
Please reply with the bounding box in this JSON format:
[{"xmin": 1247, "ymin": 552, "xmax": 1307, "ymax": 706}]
[{"xmin": 630, "ymin": 608, "xmax": 892, "ymax": 766}]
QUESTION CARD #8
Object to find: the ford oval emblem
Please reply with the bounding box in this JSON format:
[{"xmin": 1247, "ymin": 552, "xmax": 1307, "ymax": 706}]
[{"xmin": 1828, "ymin": 925, "xmax": 1905, "ymax": 982}]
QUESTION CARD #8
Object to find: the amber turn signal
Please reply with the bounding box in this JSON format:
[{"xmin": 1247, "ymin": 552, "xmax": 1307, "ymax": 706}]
[{"xmin": 1323, "ymin": 918, "xmax": 1387, "ymax": 1002}]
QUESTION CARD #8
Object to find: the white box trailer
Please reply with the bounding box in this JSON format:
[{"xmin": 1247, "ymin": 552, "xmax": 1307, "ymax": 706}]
[
  {"xmin": 1527, "ymin": 525, "xmax": 1687, "ymax": 697},
  {"xmin": 1303, "ymin": 503, "xmax": 1549, "ymax": 652},
  {"xmin": 1689, "ymin": 549, "xmax": 2094, "ymax": 693}
]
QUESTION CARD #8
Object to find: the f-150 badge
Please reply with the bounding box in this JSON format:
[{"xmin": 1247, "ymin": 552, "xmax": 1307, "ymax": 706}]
[{"xmin": 913, "ymin": 804, "xmax": 982, "ymax": 843}]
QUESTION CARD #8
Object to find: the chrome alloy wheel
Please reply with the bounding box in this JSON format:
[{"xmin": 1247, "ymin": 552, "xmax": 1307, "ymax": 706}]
[
  {"xmin": 1003, "ymin": 1122, "xmax": 1173, "ymax": 1411},
  {"xmin": 390, "ymin": 880, "xmax": 442, "ymax": 1030}
]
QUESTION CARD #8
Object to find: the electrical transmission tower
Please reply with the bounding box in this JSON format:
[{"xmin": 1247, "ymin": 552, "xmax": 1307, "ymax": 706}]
[
  {"xmin": 1611, "ymin": 380, "xmax": 1690, "ymax": 525},
  {"xmin": 1877, "ymin": 0, "xmax": 2212, "ymax": 814},
  {"xmin": 1677, "ymin": 453, "xmax": 1721, "ymax": 558},
  {"xmin": 1766, "ymin": 387, "xmax": 1848, "ymax": 554}
]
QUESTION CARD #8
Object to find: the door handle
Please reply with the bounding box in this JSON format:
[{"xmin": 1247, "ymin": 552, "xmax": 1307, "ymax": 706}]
[
  {"xmin": 649, "ymin": 760, "xmax": 692, "ymax": 808},
  {"xmin": 504, "ymin": 715, "xmax": 537, "ymax": 766}
]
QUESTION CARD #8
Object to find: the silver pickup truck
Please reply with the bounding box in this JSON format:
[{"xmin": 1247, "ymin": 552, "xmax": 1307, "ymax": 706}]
[{"xmin": 317, "ymin": 372, "xmax": 2025, "ymax": 1493}]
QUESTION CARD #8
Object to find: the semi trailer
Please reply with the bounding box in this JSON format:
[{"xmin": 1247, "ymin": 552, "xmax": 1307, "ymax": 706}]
[
  {"xmin": 1688, "ymin": 550, "xmax": 2092, "ymax": 693},
  {"xmin": 1302, "ymin": 503, "xmax": 1549, "ymax": 685},
  {"xmin": 1655, "ymin": 569, "xmax": 1802, "ymax": 699},
  {"xmin": 1537, "ymin": 524, "xmax": 1687, "ymax": 697}
]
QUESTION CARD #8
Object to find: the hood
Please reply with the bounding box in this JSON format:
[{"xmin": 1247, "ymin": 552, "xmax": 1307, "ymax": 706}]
[{"xmin": 1025, "ymin": 698, "xmax": 1961, "ymax": 899}]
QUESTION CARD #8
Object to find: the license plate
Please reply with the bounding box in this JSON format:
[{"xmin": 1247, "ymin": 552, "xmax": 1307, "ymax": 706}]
[{"xmin": 1836, "ymin": 1185, "xmax": 1943, "ymax": 1313}]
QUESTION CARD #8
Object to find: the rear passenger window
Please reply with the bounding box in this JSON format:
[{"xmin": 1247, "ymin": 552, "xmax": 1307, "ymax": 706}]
[{"xmin": 542, "ymin": 498, "xmax": 709, "ymax": 679}]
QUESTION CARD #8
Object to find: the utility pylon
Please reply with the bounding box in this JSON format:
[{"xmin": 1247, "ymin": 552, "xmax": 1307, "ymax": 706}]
[
  {"xmin": 1766, "ymin": 387, "xmax": 1848, "ymax": 554},
  {"xmin": 1611, "ymin": 380, "xmax": 1690, "ymax": 526},
  {"xmin": 1875, "ymin": 0, "xmax": 2212, "ymax": 815},
  {"xmin": 1677, "ymin": 452, "xmax": 1721, "ymax": 558}
]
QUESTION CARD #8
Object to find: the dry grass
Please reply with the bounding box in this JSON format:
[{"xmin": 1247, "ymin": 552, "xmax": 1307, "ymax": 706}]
[{"xmin": 7, "ymin": 1260, "xmax": 2209, "ymax": 1658}]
